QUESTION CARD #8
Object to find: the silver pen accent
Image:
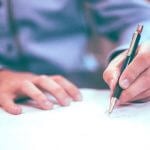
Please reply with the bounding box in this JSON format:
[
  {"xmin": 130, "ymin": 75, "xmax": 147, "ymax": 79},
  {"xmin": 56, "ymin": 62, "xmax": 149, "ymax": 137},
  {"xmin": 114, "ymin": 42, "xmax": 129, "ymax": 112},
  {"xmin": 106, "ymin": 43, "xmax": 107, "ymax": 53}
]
[{"xmin": 108, "ymin": 97, "xmax": 118, "ymax": 114}]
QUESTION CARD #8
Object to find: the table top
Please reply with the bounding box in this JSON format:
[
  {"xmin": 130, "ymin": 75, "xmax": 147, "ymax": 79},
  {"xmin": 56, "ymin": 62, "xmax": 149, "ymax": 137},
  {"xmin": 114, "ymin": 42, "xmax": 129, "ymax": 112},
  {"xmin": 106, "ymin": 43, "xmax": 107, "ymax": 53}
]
[{"xmin": 0, "ymin": 89, "xmax": 150, "ymax": 150}]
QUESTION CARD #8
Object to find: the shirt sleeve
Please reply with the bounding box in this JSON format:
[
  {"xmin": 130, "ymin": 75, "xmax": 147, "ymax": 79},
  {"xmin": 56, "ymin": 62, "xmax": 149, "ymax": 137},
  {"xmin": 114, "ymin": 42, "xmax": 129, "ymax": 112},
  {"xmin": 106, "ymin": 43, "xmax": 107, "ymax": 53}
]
[
  {"xmin": 86, "ymin": 0, "xmax": 150, "ymax": 62},
  {"xmin": 85, "ymin": 0, "xmax": 150, "ymax": 44},
  {"xmin": 109, "ymin": 21, "xmax": 150, "ymax": 62}
]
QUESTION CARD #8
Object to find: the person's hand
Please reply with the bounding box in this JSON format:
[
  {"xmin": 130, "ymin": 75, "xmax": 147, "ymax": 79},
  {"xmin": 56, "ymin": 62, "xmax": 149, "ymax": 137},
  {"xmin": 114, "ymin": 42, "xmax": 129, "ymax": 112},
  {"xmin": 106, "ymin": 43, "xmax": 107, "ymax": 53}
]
[
  {"xmin": 0, "ymin": 70, "xmax": 82, "ymax": 115},
  {"xmin": 103, "ymin": 41, "xmax": 150, "ymax": 105}
]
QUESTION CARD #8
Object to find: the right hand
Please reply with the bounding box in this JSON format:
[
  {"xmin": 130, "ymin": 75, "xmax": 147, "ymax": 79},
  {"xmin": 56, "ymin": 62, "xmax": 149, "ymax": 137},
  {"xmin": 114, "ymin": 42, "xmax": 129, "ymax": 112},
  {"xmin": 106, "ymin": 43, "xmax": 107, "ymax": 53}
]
[
  {"xmin": 103, "ymin": 42, "xmax": 150, "ymax": 105},
  {"xmin": 0, "ymin": 70, "xmax": 82, "ymax": 115}
]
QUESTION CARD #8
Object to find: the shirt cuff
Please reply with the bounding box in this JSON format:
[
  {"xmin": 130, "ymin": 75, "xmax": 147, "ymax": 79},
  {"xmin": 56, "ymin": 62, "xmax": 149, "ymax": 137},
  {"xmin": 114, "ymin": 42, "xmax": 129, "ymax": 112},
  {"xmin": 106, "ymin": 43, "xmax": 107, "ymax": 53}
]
[{"xmin": 108, "ymin": 44, "xmax": 129, "ymax": 62}]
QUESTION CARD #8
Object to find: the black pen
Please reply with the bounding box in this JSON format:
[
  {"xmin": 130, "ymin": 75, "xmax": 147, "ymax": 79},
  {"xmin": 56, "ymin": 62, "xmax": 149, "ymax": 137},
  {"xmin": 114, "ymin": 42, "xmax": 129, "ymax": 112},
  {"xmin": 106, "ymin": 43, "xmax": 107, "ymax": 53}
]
[{"xmin": 108, "ymin": 24, "xmax": 143, "ymax": 114}]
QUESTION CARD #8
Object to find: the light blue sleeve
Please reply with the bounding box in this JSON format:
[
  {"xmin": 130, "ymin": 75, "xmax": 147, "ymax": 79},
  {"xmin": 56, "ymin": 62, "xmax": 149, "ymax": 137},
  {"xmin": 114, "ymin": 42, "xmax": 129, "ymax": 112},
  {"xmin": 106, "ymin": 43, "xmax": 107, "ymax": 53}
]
[
  {"xmin": 86, "ymin": 0, "xmax": 150, "ymax": 61},
  {"xmin": 109, "ymin": 21, "xmax": 150, "ymax": 61},
  {"xmin": 86, "ymin": 0, "xmax": 150, "ymax": 45}
]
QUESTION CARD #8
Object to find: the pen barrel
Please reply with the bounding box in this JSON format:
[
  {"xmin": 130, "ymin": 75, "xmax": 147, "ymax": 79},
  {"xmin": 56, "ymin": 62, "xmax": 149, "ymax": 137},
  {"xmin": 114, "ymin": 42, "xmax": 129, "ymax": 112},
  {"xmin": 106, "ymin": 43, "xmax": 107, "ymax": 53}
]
[
  {"xmin": 127, "ymin": 33, "xmax": 141, "ymax": 60},
  {"xmin": 113, "ymin": 33, "xmax": 141, "ymax": 99},
  {"xmin": 113, "ymin": 83, "xmax": 123, "ymax": 99},
  {"xmin": 113, "ymin": 56, "xmax": 131, "ymax": 98}
]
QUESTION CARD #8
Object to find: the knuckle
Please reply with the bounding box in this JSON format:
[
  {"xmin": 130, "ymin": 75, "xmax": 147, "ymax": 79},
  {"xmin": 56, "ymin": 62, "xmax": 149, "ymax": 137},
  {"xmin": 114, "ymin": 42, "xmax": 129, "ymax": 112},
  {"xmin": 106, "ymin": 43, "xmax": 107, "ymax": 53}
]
[
  {"xmin": 139, "ymin": 54, "xmax": 146, "ymax": 62},
  {"xmin": 37, "ymin": 75, "xmax": 49, "ymax": 83},
  {"xmin": 21, "ymin": 80, "xmax": 31, "ymax": 90},
  {"xmin": 53, "ymin": 75, "xmax": 64, "ymax": 81},
  {"xmin": 103, "ymin": 67, "xmax": 119, "ymax": 84},
  {"xmin": 66, "ymin": 84, "xmax": 75, "ymax": 91},
  {"xmin": 22, "ymin": 80, "xmax": 30, "ymax": 86},
  {"xmin": 103, "ymin": 69, "xmax": 110, "ymax": 82},
  {"xmin": 52, "ymin": 86, "xmax": 64, "ymax": 94},
  {"xmin": 39, "ymin": 75, "xmax": 48, "ymax": 80},
  {"xmin": 138, "ymin": 53, "xmax": 150, "ymax": 66}
]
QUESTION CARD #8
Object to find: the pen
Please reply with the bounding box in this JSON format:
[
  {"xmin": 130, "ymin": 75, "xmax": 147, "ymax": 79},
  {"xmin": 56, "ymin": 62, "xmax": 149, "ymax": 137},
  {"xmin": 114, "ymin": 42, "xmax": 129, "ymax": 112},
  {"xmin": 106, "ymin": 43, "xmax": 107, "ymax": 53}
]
[{"xmin": 108, "ymin": 24, "xmax": 143, "ymax": 114}]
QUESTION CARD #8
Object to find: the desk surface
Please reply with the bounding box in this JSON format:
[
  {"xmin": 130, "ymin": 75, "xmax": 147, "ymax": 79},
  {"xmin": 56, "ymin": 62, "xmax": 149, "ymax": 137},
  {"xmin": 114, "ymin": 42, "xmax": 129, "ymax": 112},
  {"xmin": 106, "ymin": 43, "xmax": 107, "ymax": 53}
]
[{"xmin": 0, "ymin": 89, "xmax": 150, "ymax": 150}]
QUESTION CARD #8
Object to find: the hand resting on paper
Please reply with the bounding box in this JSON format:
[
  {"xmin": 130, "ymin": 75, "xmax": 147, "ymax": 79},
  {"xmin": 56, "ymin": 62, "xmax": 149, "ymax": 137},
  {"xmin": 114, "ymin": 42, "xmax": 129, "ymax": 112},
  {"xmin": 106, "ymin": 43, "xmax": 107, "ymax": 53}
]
[{"xmin": 0, "ymin": 70, "xmax": 82, "ymax": 115}]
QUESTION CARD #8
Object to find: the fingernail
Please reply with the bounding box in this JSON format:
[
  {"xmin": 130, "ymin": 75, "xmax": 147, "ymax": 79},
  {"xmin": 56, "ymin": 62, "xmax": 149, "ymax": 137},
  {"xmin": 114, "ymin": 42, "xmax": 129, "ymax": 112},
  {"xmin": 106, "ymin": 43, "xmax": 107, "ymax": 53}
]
[
  {"xmin": 63, "ymin": 98, "xmax": 72, "ymax": 106},
  {"xmin": 13, "ymin": 106, "xmax": 22, "ymax": 115},
  {"xmin": 75, "ymin": 94, "xmax": 83, "ymax": 101},
  {"xmin": 43, "ymin": 101, "xmax": 53, "ymax": 109},
  {"xmin": 120, "ymin": 79, "xmax": 130, "ymax": 89}
]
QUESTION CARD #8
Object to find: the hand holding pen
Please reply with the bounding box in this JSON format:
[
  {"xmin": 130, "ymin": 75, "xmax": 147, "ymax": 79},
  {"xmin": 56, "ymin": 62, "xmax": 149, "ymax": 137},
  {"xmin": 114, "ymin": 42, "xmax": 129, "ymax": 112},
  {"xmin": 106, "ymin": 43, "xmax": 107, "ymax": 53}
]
[
  {"xmin": 108, "ymin": 25, "xmax": 143, "ymax": 113},
  {"xmin": 103, "ymin": 25, "xmax": 150, "ymax": 113}
]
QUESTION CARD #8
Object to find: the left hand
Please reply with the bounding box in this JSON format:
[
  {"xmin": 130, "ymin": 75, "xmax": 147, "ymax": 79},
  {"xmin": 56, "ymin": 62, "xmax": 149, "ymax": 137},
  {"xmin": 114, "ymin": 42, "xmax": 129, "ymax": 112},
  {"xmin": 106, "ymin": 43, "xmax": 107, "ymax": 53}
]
[{"xmin": 103, "ymin": 41, "xmax": 150, "ymax": 105}]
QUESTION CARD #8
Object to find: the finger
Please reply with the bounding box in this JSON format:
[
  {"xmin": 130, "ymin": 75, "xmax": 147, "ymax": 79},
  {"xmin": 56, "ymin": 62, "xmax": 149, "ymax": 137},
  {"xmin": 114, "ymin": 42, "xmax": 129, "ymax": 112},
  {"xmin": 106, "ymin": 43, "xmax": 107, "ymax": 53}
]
[
  {"xmin": 51, "ymin": 75, "xmax": 82, "ymax": 101},
  {"xmin": 119, "ymin": 47, "xmax": 150, "ymax": 89},
  {"xmin": 0, "ymin": 97, "xmax": 22, "ymax": 115},
  {"xmin": 119, "ymin": 67, "xmax": 150, "ymax": 103},
  {"xmin": 35, "ymin": 75, "xmax": 72, "ymax": 106},
  {"xmin": 21, "ymin": 80, "xmax": 53, "ymax": 110},
  {"xmin": 103, "ymin": 64, "xmax": 120, "ymax": 91},
  {"xmin": 116, "ymin": 101, "xmax": 131, "ymax": 107},
  {"xmin": 103, "ymin": 51, "xmax": 127, "ymax": 90},
  {"xmin": 131, "ymin": 89, "xmax": 150, "ymax": 102}
]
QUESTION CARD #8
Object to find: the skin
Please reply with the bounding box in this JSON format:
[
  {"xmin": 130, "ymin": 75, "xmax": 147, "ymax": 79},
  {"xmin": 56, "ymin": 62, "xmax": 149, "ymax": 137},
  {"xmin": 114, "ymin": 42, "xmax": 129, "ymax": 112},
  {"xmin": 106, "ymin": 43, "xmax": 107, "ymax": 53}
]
[
  {"xmin": 103, "ymin": 41, "xmax": 150, "ymax": 105},
  {"xmin": 0, "ymin": 70, "xmax": 82, "ymax": 115}
]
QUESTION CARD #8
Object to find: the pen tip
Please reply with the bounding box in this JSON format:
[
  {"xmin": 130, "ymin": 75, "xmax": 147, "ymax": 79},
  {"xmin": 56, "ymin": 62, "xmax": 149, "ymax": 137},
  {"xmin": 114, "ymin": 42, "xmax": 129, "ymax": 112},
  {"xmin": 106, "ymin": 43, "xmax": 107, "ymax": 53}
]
[
  {"xmin": 137, "ymin": 24, "xmax": 143, "ymax": 34},
  {"xmin": 108, "ymin": 97, "xmax": 117, "ymax": 114}
]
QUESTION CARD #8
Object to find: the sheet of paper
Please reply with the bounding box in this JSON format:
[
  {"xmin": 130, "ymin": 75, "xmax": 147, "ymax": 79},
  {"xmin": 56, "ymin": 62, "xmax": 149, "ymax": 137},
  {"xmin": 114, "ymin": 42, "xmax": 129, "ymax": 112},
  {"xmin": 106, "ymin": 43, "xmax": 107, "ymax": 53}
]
[{"xmin": 0, "ymin": 89, "xmax": 150, "ymax": 150}]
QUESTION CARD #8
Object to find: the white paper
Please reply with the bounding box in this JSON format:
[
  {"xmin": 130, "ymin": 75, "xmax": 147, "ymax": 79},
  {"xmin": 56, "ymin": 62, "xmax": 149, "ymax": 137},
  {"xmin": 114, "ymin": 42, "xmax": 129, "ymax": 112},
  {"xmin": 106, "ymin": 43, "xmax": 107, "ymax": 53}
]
[{"xmin": 0, "ymin": 89, "xmax": 150, "ymax": 150}]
